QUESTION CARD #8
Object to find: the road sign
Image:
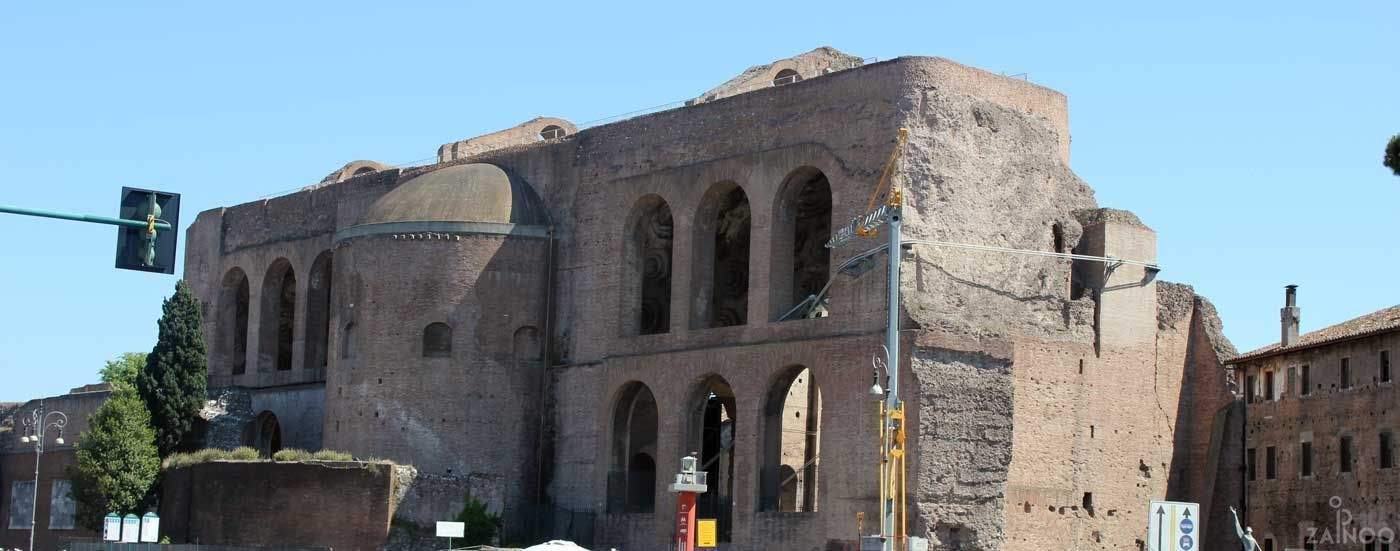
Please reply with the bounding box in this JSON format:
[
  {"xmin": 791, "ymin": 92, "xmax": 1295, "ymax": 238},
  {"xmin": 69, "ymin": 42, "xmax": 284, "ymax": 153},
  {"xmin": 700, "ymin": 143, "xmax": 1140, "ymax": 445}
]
[
  {"xmin": 1148, "ymin": 500, "xmax": 1200, "ymax": 551},
  {"xmin": 103, "ymin": 513, "xmax": 121, "ymax": 542},
  {"xmin": 436, "ymin": 521, "xmax": 464, "ymax": 538},
  {"xmin": 696, "ymin": 519, "xmax": 717, "ymax": 548},
  {"xmin": 140, "ymin": 512, "xmax": 160, "ymax": 543},
  {"xmin": 121, "ymin": 514, "xmax": 140, "ymax": 543}
]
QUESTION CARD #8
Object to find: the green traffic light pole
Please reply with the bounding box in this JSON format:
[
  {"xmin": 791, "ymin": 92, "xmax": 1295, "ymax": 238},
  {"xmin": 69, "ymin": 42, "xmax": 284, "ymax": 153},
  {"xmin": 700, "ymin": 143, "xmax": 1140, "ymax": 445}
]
[{"xmin": 0, "ymin": 192, "xmax": 172, "ymax": 268}]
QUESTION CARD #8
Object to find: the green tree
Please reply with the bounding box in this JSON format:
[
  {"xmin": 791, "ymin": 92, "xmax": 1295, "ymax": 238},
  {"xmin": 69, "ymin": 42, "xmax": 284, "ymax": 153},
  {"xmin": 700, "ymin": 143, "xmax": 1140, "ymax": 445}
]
[
  {"xmin": 99, "ymin": 352, "xmax": 146, "ymax": 390},
  {"xmin": 136, "ymin": 280, "xmax": 208, "ymax": 456},
  {"xmin": 1385, "ymin": 134, "xmax": 1400, "ymax": 177},
  {"xmin": 454, "ymin": 496, "xmax": 501, "ymax": 546},
  {"xmin": 69, "ymin": 389, "xmax": 160, "ymax": 531}
]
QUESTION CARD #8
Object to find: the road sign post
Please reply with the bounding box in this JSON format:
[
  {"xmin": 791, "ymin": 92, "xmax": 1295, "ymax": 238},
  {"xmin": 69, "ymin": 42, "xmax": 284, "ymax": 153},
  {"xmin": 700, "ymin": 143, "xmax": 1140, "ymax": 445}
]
[
  {"xmin": 1148, "ymin": 500, "xmax": 1200, "ymax": 551},
  {"xmin": 436, "ymin": 520, "xmax": 465, "ymax": 550}
]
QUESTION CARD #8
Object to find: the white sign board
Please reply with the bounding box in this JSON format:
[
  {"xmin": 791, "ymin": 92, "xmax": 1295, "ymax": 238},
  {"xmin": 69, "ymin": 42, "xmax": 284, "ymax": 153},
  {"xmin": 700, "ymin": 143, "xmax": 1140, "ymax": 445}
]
[
  {"xmin": 1148, "ymin": 500, "xmax": 1200, "ymax": 551},
  {"xmin": 121, "ymin": 514, "xmax": 140, "ymax": 543},
  {"xmin": 436, "ymin": 521, "xmax": 465, "ymax": 538},
  {"xmin": 140, "ymin": 512, "xmax": 161, "ymax": 543},
  {"xmin": 102, "ymin": 513, "xmax": 122, "ymax": 542}
]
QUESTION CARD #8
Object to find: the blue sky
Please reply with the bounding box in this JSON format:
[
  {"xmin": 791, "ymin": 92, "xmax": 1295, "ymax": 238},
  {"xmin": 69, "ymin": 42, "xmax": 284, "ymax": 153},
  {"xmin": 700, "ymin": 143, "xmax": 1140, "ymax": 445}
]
[{"xmin": 2, "ymin": 1, "xmax": 1396, "ymax": 401}]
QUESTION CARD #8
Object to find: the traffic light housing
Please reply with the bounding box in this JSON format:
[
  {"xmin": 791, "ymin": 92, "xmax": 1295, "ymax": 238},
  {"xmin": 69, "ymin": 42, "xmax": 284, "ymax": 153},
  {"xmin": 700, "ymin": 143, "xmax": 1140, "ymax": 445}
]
[{"xmin": 115, "ymin": 187, "xmax": 180, "ymax": 274}]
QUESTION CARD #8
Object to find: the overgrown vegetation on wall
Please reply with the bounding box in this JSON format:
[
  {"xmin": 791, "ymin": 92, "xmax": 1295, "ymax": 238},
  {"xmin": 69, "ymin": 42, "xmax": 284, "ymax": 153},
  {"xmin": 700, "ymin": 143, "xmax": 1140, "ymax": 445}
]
[
  {"xmin": 453, "ymin": 495, "xmax": 501, "ymax": 547},
  {"xmin": 69, "ymin": 389, "xmax": 160, "ymax": 530},
  {"xmin": 163, "ymin": 447, "xmax": 375, "ymax": 469},
  {"xmin": 137, "ymin": 280, "xmax": 209, "ymax": 457}
]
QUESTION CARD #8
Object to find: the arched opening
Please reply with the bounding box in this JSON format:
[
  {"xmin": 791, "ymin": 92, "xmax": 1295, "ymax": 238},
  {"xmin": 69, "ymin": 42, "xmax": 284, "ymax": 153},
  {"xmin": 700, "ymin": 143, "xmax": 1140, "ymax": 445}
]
[
  {"xmin": 691, "ymin": 182, "xmax": 751, "ymax": 329},
  {"xmin": 623, "ymin": 195, "xmax": 674, "ymax": 336},
  {"xmin": 255, "ymin": 411, "xmax": 282, "ymax": 458},
  {"xmin": 1051, "ymin": 223, "xmax": 1065, "ymax": 253},
  {"xmin": 304, "ymin": 251, "xmax": 332, "ymax": 370},
  {"xmin": 352, "ymin": 166, "xmax": 377, "ymax": 176},
  {"xmin": 513, "ymin": 326, "xmax": 542, "ymax": 361},
  {"xmin": 608, "ymin": 382, "xmax": 658, "ymax": 514},
  {"xmin": 771, "ymin": 167, "xmax": 832, "ymax": 321},
  {"xmin": 539, "ymin": 125, "xmax": 566, "ymax": 140},
  {"xmin": 423, "ymin": 322, "xmax": 452, "ymax": 358},
  {"xmin": 258, "ymin": 259, "xmax": 296, "ymax": 372},
  {"xmin": 773, "ymin": 68, "xmax": 802, "ymax": 86},
  {"xmin": 686, "ymin": 375, "xmax": 736, "ymax": 541},
  {"xmin": 341, "ymin": 322, "xmax": 356, "ymax": 360},
  {"xmin": 218, "ymin": 268, "xmax": 251, "ymax": 376},
  {"xmin": 760, "ymin": 366, "xmax": 821, "ymax": 512}
]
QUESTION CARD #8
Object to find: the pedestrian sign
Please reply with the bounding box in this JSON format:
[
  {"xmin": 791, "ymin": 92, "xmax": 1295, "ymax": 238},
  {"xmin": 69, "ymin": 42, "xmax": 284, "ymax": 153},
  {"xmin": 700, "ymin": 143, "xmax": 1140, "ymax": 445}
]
[{"xmin": 1148, "ymin": 500, "xmax": 1200, "ymax": 551}]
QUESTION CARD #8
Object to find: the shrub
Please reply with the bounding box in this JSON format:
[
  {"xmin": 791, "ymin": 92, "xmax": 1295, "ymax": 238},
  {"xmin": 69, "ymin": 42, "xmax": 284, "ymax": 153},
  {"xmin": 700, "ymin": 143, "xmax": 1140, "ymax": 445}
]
[
  {"xmin": 229, "ymin": 446, "xmax": 260, "ymax": 460},
  {"xmin": 70, "ymin": 389, "xmax": 160, "ymax": 530},
  {"xmin": 311, "ymin": 449, "xmax": 354, "ymax": 461},
  {"xmin": 454, "ymin": 496, "xmax": 501, "ymax": 546},
  {"xmin": 272, "ymin": 448, "xmax": 313, "ymax": 462}
]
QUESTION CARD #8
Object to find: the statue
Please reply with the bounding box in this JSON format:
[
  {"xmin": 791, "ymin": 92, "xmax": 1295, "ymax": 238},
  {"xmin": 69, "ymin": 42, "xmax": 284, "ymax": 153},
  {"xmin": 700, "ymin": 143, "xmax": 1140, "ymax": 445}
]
[{"xmin": 1230, "ymin": 507, "xmax": 1263, "ymax": 551}]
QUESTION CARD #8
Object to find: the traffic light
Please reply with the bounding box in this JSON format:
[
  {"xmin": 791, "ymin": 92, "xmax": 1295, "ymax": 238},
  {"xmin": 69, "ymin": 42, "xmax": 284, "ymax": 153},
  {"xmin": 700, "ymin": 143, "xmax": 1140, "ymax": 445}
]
[{"xmin": 115, "ymin": 187, "xmax": 180, "ymax": 274}]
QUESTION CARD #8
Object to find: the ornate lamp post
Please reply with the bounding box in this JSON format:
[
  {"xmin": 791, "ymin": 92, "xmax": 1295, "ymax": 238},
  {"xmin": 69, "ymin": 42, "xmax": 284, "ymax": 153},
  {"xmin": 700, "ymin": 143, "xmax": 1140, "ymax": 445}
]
[{"xmin": 18, "ymin": 403, "xmax": 68, "ymax": 551}]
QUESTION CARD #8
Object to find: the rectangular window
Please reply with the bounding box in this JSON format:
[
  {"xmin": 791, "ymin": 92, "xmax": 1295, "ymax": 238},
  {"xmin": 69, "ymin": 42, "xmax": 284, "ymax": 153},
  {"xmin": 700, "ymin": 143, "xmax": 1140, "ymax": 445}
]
[
  {"xmin": 1382, "ymin": 431, "xmax": 1395, "ymax": 470},
  {"xmin": 1247, "ymin": 447, "xmax": 1258, "ymax": 480},
  {"xmin": 1305, "ymin": 539, "xmax": 1317, "ymax": 551},
  {"xmin": 1383, "ymin": 351, "xmax": 1392, "ymax": 383},
  {"xmin": 1287, "ymin": 367, "xmax": 1298, "ymax": 397},
  {"xmin": 1265, "ymin": 371, "xmax": 1276, "ymax": 401},
  {"xmin": 1266, "ymin": 446, "xmax": 1277, "ymax": 479},
  {"xmin": 1301, "ymin": 364, "xmax": 1312, "ymax": 395},
  {"xmin": 1247, "ymin": 374, "xmax": 1257, "ymax": 403},
  {"xmin": 1264, "ymin": 537, "xmax": 1275, "ymax": 551},
  {"xmin": 1367, "ymin": 541, "xmax": 1376, "ymax": 551},
  {"xmin": 48, "ymin": 479, "xmax": 74, "ymax": 530},
  {"xmin": 8, "ymin": 481, "xmax": 34, "ymax": 529},
  {"xmin": 1342, "ymin": 358, "xmax": 1352, "ymax": 389},
  {"xmin": 1301, "ymin": 441, "xmax": 1314, "ymax": 477},
  {"xmin": 1341, "ymin": 436, "xmax": 1354, "ymax": 474}
]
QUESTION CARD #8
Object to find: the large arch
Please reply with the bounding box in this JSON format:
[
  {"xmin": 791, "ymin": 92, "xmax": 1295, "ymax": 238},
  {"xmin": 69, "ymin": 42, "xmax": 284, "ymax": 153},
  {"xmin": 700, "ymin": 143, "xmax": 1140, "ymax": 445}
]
[
  {"xmin": 759, "ymin": 365, "xmax": 822, "ymax": 512},
  {"xmin": 770, "ymin": 167, "xmax": 832, "ymax": 321},
  {"xmin": 258, "ymin": 258, "xmax": 297, "ymax": 372},
  {"xmin": 254, "ymin": 411, "xmax": 282, "ymax": 458},
  {"xmin": 217, "ymin": 267, "xmax": 251, "ymax": 376},
  {"xmin": 685, "ymin": 374, "xmax": 737, "ymax": 542},
  {"xmin": 621, "ymin": 195, "xmax": 674, "ymax": 336},
  {"xmin": 608, "ymin": 382, "xmax": 659, "ymax": 514},
  {"xmin": 690, "ymin": 182, "xmax": 751, "ymax": 329},
  {"xmin": 304, "ymin": 251, "xmax": 332, "ymax": 370}
]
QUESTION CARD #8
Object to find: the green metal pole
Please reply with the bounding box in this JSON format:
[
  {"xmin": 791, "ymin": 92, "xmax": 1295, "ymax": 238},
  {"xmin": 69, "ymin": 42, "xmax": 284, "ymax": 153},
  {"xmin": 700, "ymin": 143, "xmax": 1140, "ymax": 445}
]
[{"xmin": 0, "ymin": 204, "xmax": 172, "ymax": 231}]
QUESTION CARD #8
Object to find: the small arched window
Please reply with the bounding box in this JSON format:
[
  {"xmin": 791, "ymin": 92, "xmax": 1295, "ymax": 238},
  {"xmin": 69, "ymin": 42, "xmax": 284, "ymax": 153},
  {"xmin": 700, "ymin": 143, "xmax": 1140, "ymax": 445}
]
[
  {"xmin": 773, "ymin": 69, "xmax": 801, "ymax": 86},
  {"xmin": 423, "ymin": 322, "xmax": 452, "ymax": 358},
  {"xmin": 341, "ymin": 322, "xmax": 356, "ymax": 360},
  {"xmin": 540, "ymin": 125, "xmax": 566, "ymax": 140}
]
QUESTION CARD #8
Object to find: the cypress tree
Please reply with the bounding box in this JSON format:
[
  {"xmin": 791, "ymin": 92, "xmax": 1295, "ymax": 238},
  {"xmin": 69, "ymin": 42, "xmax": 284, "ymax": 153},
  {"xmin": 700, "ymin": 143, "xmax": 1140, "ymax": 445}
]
[
  {"xmin": 1386, "ymin": 133, "xmax": 1400, "ymax": 177},
  {"xmin": 137, "ymin": 279, "xmax": 208, "ymax": 456},
  {"xmin": 70, "ymin": 389, "xmax": 161, "ymax": 530}
]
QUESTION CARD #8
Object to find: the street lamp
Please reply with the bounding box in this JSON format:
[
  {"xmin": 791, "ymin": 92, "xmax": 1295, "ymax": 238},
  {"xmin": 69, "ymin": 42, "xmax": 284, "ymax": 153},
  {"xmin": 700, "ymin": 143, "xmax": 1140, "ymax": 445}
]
[{"xmin": 19, "ymin": 403, "xmax": 68, "ymax": 551}]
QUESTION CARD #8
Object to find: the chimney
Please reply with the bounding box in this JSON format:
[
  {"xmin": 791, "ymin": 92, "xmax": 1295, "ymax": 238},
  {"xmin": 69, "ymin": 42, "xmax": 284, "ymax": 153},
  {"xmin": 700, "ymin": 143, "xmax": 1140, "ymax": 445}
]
[{"xmin": 1281, "ymin": 285, "xmax": 1300, "ymax": 347}]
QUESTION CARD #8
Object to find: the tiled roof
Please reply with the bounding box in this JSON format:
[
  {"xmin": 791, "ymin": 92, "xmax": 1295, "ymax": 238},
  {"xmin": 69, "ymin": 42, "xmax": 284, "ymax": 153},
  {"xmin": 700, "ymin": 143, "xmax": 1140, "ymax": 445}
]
[{"xmin": 1231, "ymin": 303, "xmax": 1400, "ymax": 363}]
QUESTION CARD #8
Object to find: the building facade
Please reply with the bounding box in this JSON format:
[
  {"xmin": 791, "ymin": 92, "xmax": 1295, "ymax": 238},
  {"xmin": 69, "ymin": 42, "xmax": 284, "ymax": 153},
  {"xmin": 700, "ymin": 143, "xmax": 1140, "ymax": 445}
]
[
  {"xmin": 182, "ymin": 47, "xmax": 1242, "ymax": 550},
  {"xmin": 1231, "ymin": 287, "xmax": 1399, "ymax": 551}
]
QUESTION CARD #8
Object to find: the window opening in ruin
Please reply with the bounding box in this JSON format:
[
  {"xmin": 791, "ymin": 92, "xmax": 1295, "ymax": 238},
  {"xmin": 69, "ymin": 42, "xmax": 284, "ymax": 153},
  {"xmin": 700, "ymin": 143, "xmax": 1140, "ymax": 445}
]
[
  {"xmin": 760, "ymin": 366, "xmax": 821, "ymax": 512},
  {"xmin": 1246, "ymin": 375, "xmax": 1257, "ymax": 404},
  {"xmin": 1341, "ymin": 357, "xmax": 1352, "ymax": 389},
  {"xmin": 513, "ymin": 326, "xmax": 542, "ymax": 361},
  {"xmin": 608, "ymin": 382, "xmax": 658, "ymax": 514},
  {"xmin": 305, "ymin": 251, "xmax": 332, "ymax": 370},
  {"xmin": 342, "ymin": 322, "xmax": 356, "ymax": 359},
  {"xmin": 1264, "ymin": 537, "xmax": 1274, "ymax": 551},
  {"xmin": 771, "ymin": 167, "xmax": 832, "ymax": 321},
  {"xmin": 625, "ymin": 196, "xmax": 673, "ymax": 335},
  {"xmin": 1301, "ymin": 364, "xmax": 1311, "ymax": 395},
  {"xmin": 1287, "ymin": 367, "xmax": 1297, "ymax": 397},
  {"xmin": 258, "ymin": 259, "xmax": 297, "ymax": 372},
  {"xmin": 1052, "ymin": 223, "xmax": 1065, "ymax": 253},
  {"xmin": 256, "ymin": 411, "xmax": 282, "ymax": 458},
  {"xmin": 423, "ymin": 322, "xmax": 452, "ymax": 358},
  {"xmin": 1082, "ymin": 492, "xmax": 1094, "ymax": 516},
  {"xmin": 219, "ymin": 268, "xmax": 251, "ymax": 376},
  {"xmin": 352, "ymin": 166, "xmax": 377, "ymax": 176},
  {"xmin": 1382, "ymin": 431, "xmax": 1395, "ymax": 469},
  {"xmin": 692, "ymin": 183, "xmax": 750, "ymax": 329},
  {"xmin": 1090, "ymin": 425, "xmax": 1095, "ymax": 439},
  {"xmin": 1247, "ymin": 447, "xmax": 1257, "ymax": 480},
  {"xmin": 1264, "ymin": 371, "xmax": 1275, "ymax": 402},
  {"xmin": 1265, "ymin": 446, "xmax": 1276, "ymax": 479},
  {"xmin": 1078, "ymin": 359, "xmax": 1084, "ymax": 375},
  {"xmin": 1383, "ymin": 351, "xmax": 1392, "ymax": 383},
  {"xmin": 1340, "ymin": 436, "xmax": 1354, "ymax": 474},
  {"xmin": 688, "ymin": 375, "xmax": 736, "ymax": 541},
  {"xmin": 1301, "ymin": 441, "xmax": 1313, "ymax": 477},
  {"xmin": 773, "ymin": 68, "xmax": 802, "ymax": 86},
  {"xmin": 539, "ymin": 125, "xmax": 566, "ymax": 140}
]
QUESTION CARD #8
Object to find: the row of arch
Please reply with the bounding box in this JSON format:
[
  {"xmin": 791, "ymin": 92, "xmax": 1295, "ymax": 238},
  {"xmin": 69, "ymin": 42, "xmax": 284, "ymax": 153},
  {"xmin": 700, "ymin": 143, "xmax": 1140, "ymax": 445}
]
[
  {"xmin": 218, "ymin": 251, "xmax": 333, "ymax": 375},
  {"xmin": 608, "ymin": 367, "xmax": 822, "ymax": 542},
  {"xmin": 624, "ymin": 166, "xmax": 832, "ymax": 335}
]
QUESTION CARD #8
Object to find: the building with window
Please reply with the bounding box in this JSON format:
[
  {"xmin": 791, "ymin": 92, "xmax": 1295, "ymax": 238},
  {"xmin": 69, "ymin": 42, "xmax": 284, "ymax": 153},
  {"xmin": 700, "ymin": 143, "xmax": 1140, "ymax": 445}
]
[
  {"xmin": 181, "ymin": 47, "xmax": 1242, "ymax": 550},
  {"xmin": 1230, "ymin": 287, "xmax": 1400, "ymax": 551}
]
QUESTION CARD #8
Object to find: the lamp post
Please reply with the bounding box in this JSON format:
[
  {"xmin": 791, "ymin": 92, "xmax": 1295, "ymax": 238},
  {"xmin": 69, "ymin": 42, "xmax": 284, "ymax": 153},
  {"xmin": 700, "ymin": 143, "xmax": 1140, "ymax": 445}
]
[{"xmin": 19, "ymin": 403, "xmax": 68, "ymax": 551}]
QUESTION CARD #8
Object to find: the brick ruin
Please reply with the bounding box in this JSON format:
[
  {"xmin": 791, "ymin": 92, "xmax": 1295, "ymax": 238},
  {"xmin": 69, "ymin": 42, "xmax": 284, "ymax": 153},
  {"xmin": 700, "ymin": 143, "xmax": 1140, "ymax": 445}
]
[{"xmin": 179, "ymin": 47, "xmax": 1242, "ymax": 550}]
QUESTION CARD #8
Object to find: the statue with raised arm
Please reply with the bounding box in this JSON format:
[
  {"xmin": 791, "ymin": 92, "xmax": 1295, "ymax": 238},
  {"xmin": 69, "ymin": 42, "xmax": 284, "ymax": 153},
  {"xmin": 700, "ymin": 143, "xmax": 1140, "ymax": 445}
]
[{"xmin": 1230, "ymin": 507, "xmax": 1263, "ymax": 551}]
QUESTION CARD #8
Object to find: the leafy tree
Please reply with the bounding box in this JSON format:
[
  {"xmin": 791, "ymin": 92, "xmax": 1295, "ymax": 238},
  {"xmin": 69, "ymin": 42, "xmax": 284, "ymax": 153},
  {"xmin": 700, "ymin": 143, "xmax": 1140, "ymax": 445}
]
[
  {"xmin": 1386, "ymin": 134, "xmax": 1400, "ymax": 177},
  {"xmin": 99, "ymin": 352, "xmax": 146, "ymax": 390},
  {"xmin": 136, "ymin": 280, "xmax": 208, "ymax": 456},
  {"xmin": 454, "ymin": 495, "xmax": 501, "ymax": 546},
  {"xmin": 69, "ymin": 389, "xmax": 160, "ymax": 530}
]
